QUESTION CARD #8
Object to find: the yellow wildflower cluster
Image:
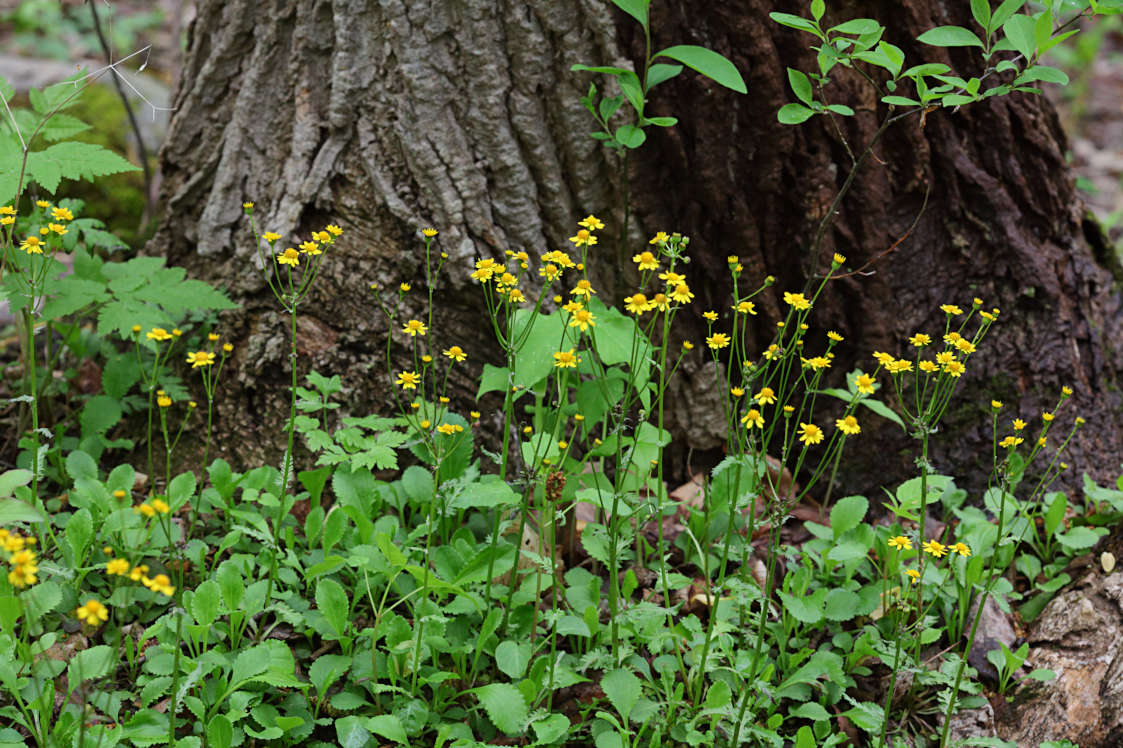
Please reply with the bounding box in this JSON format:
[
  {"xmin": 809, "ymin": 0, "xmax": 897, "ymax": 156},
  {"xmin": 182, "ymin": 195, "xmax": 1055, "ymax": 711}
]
[
  {"xmin": 1, "ymin": 529, "xmax": 38, "ymax": 588},
  {"xmin": 103, "ymin": 553, "xmax": 175, "ymax": 596},
  {"xmin": 272, "ymin": 224, "xmax": 342, "ymax": 267},
  {"xmin": 133, "ymin": 498, "xmax": 171, "ymax": 518}
]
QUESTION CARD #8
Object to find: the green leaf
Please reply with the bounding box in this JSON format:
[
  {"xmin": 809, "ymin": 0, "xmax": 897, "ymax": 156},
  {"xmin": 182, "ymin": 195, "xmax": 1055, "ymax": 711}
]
[
  {"xmin": 477, "ymin": 363, "xmax": 510, "ymax": 398},
  {"xmin": 811, "ymin": 0, "xmax": 825, "ymax": 21},
  {"xmin": 787, "ymin": 68, "xmax": 813, "ymax": 105},
  {"xmin": 40, "ymin": 276, "xmax": 109, "ymax": 319},
  {"xmin": 917, "ymin": 25, "xmax": 984, "ymax": 47},
  {"xmin": 1016, "ymin": 65, "xmax": 1069, "ymax": 85},
  {"xmin": 769, "ymin": 12, "xmax": 819, "ymax": 33},
  {"xmin": 366, "ymin": 714, "xmax": 409, "ymax": 745},
  {"xmin": 882, "ymin": 95, "xmax": 920, "ymax": 106},
  {"xmin": 830, "ymin": 19, "xmax": 881, "ymax": 35},
  {"xmin": 653, "ymin": 45, "xmax": 747, "ymax": 94},
  {"xmin": 80, "ymin": 395, "xmax": 122, "ymax": 438},
  {"xmin": 309, "ymin": 654, "xmax": 351, "ymax": 694},
  {"xmin": 335, "ymin": 716, "xmax": 371, "ymax": 748},
  {"xmin": 39, "ymin": 113, "xmax": 91, "ymax": 142},
  {"xmin": 778, "ymin": 103, "xmax": 816, "ymax": 124},
  {"xmin": 1002, "ymin": 14, "xmax": 1037, "ymax": 59},
  {"xmin": 190, "ymin": 579, "xmax": 222, "ymax": 627},
  {"xmin": 858, "ymin": 397, "xmax": 905, "ymax": 428},
  {"xmin": 495, "ymin": 640, "xmax": 531, "ymax": 679},
  {"xmin": 232, "ymin": 645, "xmax": 270, "ymax": 686},
  {"xmin": 823, "ymin": 588, "xmax": 862, "ymax": 621},
  {"xmin": 473, "ymin": 683, "xmax": 528, "ymax": 735},
  {"xmin": 991, "ymin": 0, "xmax": 1026, "ymax": 33},
  {"xmin": 66, "ymin": 508, "xmax": 93, "ymax": 561},
  {"xmin": 67, "ymin": 645, "xmax": 115, "ymax": 691},
  {"xmin": 647, "ymin": 63, "xmax": 682, "ymax": 88},
  {"xmin": 601, "ymin": 668, "xmax": 642, "ymax": 723},
  {"xmin": 316, "ymin": 577, "xmax": 350, "ymax": 638},
  {"xmin": 207, "ymin": 715, "xmax": 234, "ymax": 748},
  {"xmin": 826, "ymin": 104, "xmax": 855, "ymax": 115},
  {"xmin": 448, "ymin": 475, "xmax": 519, "ymax": 509},
  {"xmin": 0, "ymin": 498, "xmax": 46, "ymax": 524},
  {"xmin": 790, "ymin": 702, "xmax": 831, "ymax": 722},
  {"xmin": 24, "ymin": 141, "xmax": 139, "ymax": 195},
  {"xmin": 611, "ymin": 0, "xmax": 649, "ymax": 28},
  {"xmin": 614, "ymin": 124, "xmax": 646, "ymax": 149},
  {"xmin": 531, "ymin": 713, "xmax": 571, "ymax": 744},
  {"xmin": 646, "ymin": 116, "xmax": 678, "ymax": 127},
  {"xmin": 510, "ymin": 309, "xmax": 566, "ymax": 390},
  {"xmin": 0, "ymin": 469, "xmax": 33, "ymax": 498},
  {"xmin": 971, "ymin": 0, "xmax": 992, "ymax": 31},
  {"xmin": 23, "ymin": 581, "xmax": 61, "ymax": 620},
  {"xmin": 830, "ymin": 495, "xmax": 868, "ymax": 537},
  {"xmin": 778, "ymin": 590, "xmax": 823, "ymax": 624},
  {"xmin": 1056, "ymin": 525, "xmax": 1102, "ymax": 551}
]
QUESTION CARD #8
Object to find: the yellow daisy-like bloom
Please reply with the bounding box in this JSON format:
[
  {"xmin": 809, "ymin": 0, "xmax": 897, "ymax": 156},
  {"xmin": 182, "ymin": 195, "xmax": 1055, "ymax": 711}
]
[
  {"xmin": 980, "ymin": 311, "xmax": 996, "ymax": 322},
  {"xmin": 943, "ymin": 360, "xmax": 966, "ymax": 377},
  {"xmin": 129, "ymin": 564, "xmax": 149, "ymax": 581},
  {"xmin": 625, "ymin": 293, "xmax": 654, "ymax": 315},
  {"xmin": 325, "ymin": 224, "xmax": 343, "ymax": 236},
  {"xmin": 106, "ymin": 558, "xmax": 130, "ymax": 575},
  {"xmin": 873, "ymin": 351, "xmax": 895, "ymax": 366},
  {"xmin": 0, "ymin": 205, "xmax": 15, "ymax": 215},
  {"xmin": 886, "ymin": 359, "xmax": 912, "ymax": 374},
  {"xmin": 263, "ymin": 231, "xmax": 282, "ymax": 243},
  {"xmin": 922, "ymin": 539, "xmax": 947, "ymax": 558},
  {"xmin": 471, "ymin": 258, "xmax": 498, "ymax": 282},
  {"xmin": 909, "ymin": 333, "xmax": 931, "ymax": 347},
  {"xmin": 400, "ymin": 282, "xmax": 412, "ymax": 292},
  {"xmin": 835, "ymin": 415, "xmax": 860, "ymax": 435},
  {"xmin": 422, "ymin": 227, "xmax": 438, "ymax": 237},
  {"xmin": 730, "ymin": 387, "xmax": 744, "ymax": 397},
  {"xmin": 940, "ymin": 304, "xmax": 963, "ymax": 316},
  {"xmin": 632, "ymin": 251, "xmax": 659, "ymax": 271},
  {"xmin": 186, "ymin": 351, "xmax": 216, "ymax": 368},
  {"xmin": 798, "ymin": 423, "xmax": 824, "ymax": 445},
  {"xmin": 660, "ymin": 271, "xmax": 686, "ymax": 288},
  {"xmin": 670, "ymin": 283, "xmax": 694, "ymax": 304},
  {"xmin": 208, "ymin": 333, "xmax": 220, "ymax": 342},
  {"xmin": 906, "ymin": 569, "xmax": 921, "ymax": 583},
  {"xmin": 223, "ymin": 343, "xmax": 234, "ymax": 353},
  {"xmin": 562, "ymin": 300, "xmax": 584, "ymax": 314},
  {"xmin": 276, "ymin": 248, "xmax": 300, "ymax": 266},
  {"xmin": 470, "ymin": 410, "xmax": 481, "ymax": 420},
  {"xmin": 569, "ymin": 229, "xmax": 597, "ymax": 247},
  {"xmin": 396, "ymin": 371, "xmax": 420, "ymax": 390},
  {"xmin": 703, "ymin": 310, "xmax": 718, "ymax": 321},
  {"xmin": 538, "ymin": 264, "xmax": 561, "ymax": 281},
  {"xmin": 157, "ymin": 396, "xmax": 172, "ymax": 408},
  {"xmin": 919, "ymin": 360, "xmax": 938, "ymax": 373},
  {"xmin": 733, "ymin": 300, "xmax": 757, "ymax": 315},
  {"xmin": 935, "ymin": 351, "xmax": 956, "ymax": 366},
  {"xmin": 652, "ymin": 293, "xmax": 670, "ymax": 312},
  {"xmin": 0, "ymin": 216, "xmax": 13, "ymax": 226},
  {"xmin": 75, "ymin": 600, "xmax": 109, "ymax": 625},
  {"xmin": 991, "ymin": 400, "xmax": 1003, "ymax": 410},
  {"xmin": 706, "ymin": 333, "xmax": 730, "ymax": 350},
  {"xmin": 569, "ymin": 308, "xmax": 596, "ymax": 332},
  {"xmin": 571, "ymin": 279, "xmax": 596, "ymax": 297},
  {"xmin": 146, "ymin": 574, "xmax": 175, "ymax": 596},
  {"xmin": 951, "ymin": 542, "xmax": 971, "ymax": 557},
  {"xmin": 20, "ymin": 235, "xmax": 44, "ymax": 254},
  {"xmin": 683, "ymin": 341, "xmax": 694, "ymax": 350},
  {"xmin": 741, "ymin": 409, "xmax": 765, "ymax": 429},
  {"xmin": 52, "ymin": 206, "xmax": 74, "ymax": 221},
  {"xmin": 944, "ymin": 332, "xmax": 963, "ymax": 344},
  {"xmin": 827, "ymin": 331, "xmax": 843, "ymax": 342},
  {"xmin": 553, "ymin": 349, "xmax": 580, "ymax": 368},
  {"xmin": 803, "ymin": 356, "xmax": 832, "ymax": 371},
  {"xmin": 242, "ymin": 202, "xmax": 254, "ymax": 210},
  {"xmin": 782, "ymin": 291, "xmax": 811, "ymax": 310},
  {"xmin": 754, "ymin": 387, "xmax": 777, "ymax": 405},
  {"xmin": 998, "ymin": 436, "xmax": 1024, "ymax": 448},
  {"xmin": 542, "ymin": 250, "xmax": 576, "ymax": 268},
  {"xmin": 150, "ymin": 498, "xmax": 171, "ymax": 514},
  {"xmin": 578, "ymin": 214, "xmax": 605, "ymax": 230},
  {"xmin": 649, "ymin": 231, "xmax": 670, "ymax": 245},
  {"xmin": 507, "ymin": 288, "xmax": 526, "ymax": 304},
  {"xmin": 48, "ymin": 223, "xmax": 68, "ymax": 235},
  {"xmin": 1042, "ymin": 412, "xmax": 1055, "ymax": 422},
  {"xmin": 954, "ymin": 339, "xmax": 976, "ymax": 355},
  {"xmin": 1012, "ymin": 418, "xmax": 1026, "ymax": 430},
  {"xmin": 443, "ymin": 346, "xmax": 467, "ymax": 362},
  {"xmin": 832, "ymin": 253, "xmax": 846, "ymax": 265},
  {"xmin": 113, "ymin": 489, "xmax": 127, "ymax": 500},
  {"xmin": 436, "ymin": 423, "xmax": 456, "ymax": 435},
  {"xmin": 762, "ymin": 344, "xmax": 782, "ymax": 361},
  {"xmin": 855, "ymin": 373, "xmax": 875, "ymax": 394},
  {"xmin": 172, "ymin": 328, "xmax": 183, "ymax": 337},
  {"xmin": 1062, "ymin": 386, "xmax": 1073, "ymax": 396},
  {"xmin": 888, "ymin": 535, "xmax": 912, "ymax": 551},
  {"xmin": 134, "ymin": 502, "xmax": 157, "ymax": 518},
  {"xmin": 401, "ymin": 319, "xmax": 428, "ymax": 337},
  {"xmin": 299, "ymin": 240, "xmax": 321, "ymax": 255}
]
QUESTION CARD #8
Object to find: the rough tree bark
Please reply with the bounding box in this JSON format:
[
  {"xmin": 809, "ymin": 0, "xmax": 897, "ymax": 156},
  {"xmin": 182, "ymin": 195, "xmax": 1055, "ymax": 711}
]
[{"xmin": 150, "ymin": 0, "xmax": 1123, "ymax": 497}]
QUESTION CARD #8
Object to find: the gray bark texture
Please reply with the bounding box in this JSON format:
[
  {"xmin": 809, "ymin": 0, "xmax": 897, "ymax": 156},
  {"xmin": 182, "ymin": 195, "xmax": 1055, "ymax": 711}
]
[{"xmin": 150, "ymin": 0, "xmax": 1123, "ymax": 500}]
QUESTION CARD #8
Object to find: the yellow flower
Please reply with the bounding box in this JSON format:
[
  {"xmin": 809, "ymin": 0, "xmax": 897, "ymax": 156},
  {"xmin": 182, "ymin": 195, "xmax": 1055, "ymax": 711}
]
[
  {"xmin": 299, "ymin": 240, "xmax": 321, "ymax": 255},
  {"xmin": 542, "ymin": 250, "xmax": 575, "ymax": 268},
  {"xmin": 51, "ymin": 206, "xmax": 74, "ymax": 221},
  {"xmin": 106, "ymin": 558, "xmax": 130, "ymax": 576},
  {"xmin": 48, "ymin": 223, "xmax": 68, "ymax": 235},
  {"xmin": 798, "ymin": 423, "xmax": 824, "ymax": 445},
  {"xmin": 0, "ymin": 205, "xmax": 14, "ymax": 214},
  {"xmin": 886, "ymin": 359, "xmax": 912, "ymax": 374},
  {"xmin": 401, "ymin": 319, "xmax": 428, "ymax": 337},
  {"xmin": 0, "ymin": 216, "xmax": 12, "ymax": 226},
  {"xmin": 909, "ymin": 333, "xmax": 931, "ymax": 347},
  {"xmin": 134, "ymin": 502, "xmax": 156, "ymax": 518},
  {"xmin": 625, "ymin": 293, "xmax": 654, "ymax": 315},
  {"xmin": 951, "ymin": 542, "xmax": 971, "ymax": 557},
  {"xmin": 934, "ymin": 351, "xmax": 956, "ymax": 366},
  {"xmin": 730, "ymin": 387, "xmax": 744, "ymax": 397},
  {"xmin": 400, "ymin": 282, "xmax": 412, "ymax": 292},
  {"xmin": 538, "ymin": 264, "xmax": 561, "ymax": 281},
  {"xmin": 660, "ymin": 270, "xmax": 686, "ymax": 286},
  {"xmin": 20, "ymin": 235, "xmax": 44, "ymax": 254},
  {"xmin": 706, "ymin": 333, "xmax": 730, "ymax": 350},
  {"xmin": 75, "ymin": 600, "xmax": 109, "ymax": 625},
  {"xmin": 558, "ymin": 440, "xmax": 568, "ymax": 450},
  {"xmin": 569, "ymin": 307, "xmax": 596, "ymax": 332},
  {"xmin": 276, "ymin": 248, "xmax": 300, "ymax": 266},
  {"xmin": 578, "ymin": 215, "xmax": 605, "ymax": 230},
  {"xmin": 157, "ymin": 395, "xmax": 172, "ymax": 408},
  {"xmin": 571, "ymin": 279, "xmax": 596, "ymax": 298},
  {"xmin": 553, "ymin": 349, "xmax": 580, "ymax": 368},
  {"xmin": 1012, "ymin": 418, "xmax": 1026, "ymax": 430},
  {"xmin": 782, "ymin": 291, "xmax": 811, "ymax": 310},
  {"xmin": 954, "ymin": 339, "xmax": 976, "ymax": 354},
  {"xmin": 827, "ymin": 331, "xmax": 843, "ymax": 342},
  {"xmin": 703, "ymin": 310, "xmax": 718, "ymax": 321},
  {"xmin": 919, "ymin": 360, "xmax": 938, "ymax": 373},
  {"xmin": 991, "ymin": 400, "xmax": 1003, "ymax": 410},
  {"xmin": 855, "ymin": 373, "xmax": 875, "ymax": 395},
  {"xmin": 998, "ymin": 435, "xmax": 1023, "ymax": 449},
  {"xmin": 569, "ymin": 229, "xmax": 597, "ymax": 247},
  {"xmin": 113, "ymin": 489, "xmax": 127, "ymax": 499},
  {"xmin": 507, "ymin": 288, "xmax": 526, "ymax": 303},
  {"xmin": 803, "ymin": 356, "xmax": 831, "ymax": 371},
  {"xmin": 1042, "ymin": 412, "xmax": 1054, "ymax": 422},
  {"xmin": 326, "ymin": 224, "xmax": 343, "ymax": 236},
  {"xmin": 222, "ymin": 343, "xmax": 234, "ymax": 353},
  {"xmin": 940, "ymin": 304, "xmax": 963, "ymax": 316},
  {"xmin": 172, "ymin": 328, "xmax": 183, "ymax": 337},
  {"xmin": 944, "ymin": 332, "xmax": 962, "ymax": 344},
  {"xmin": 470, "ymin": 411, "xmax": 481, "ymax": 420},
  {"xmin": 186, "ymin": 351, "xmax": 216, "ymax": 368},
  {"xmin": 262, "ymin": 231, "xmax": 282, "ymax": 243},
  {"xmin": 649, "ymin": 231, "xmax": 669, "ymax": 244},
  {"xmin": 151, "ymin": 498, "xmax": 170, "ymax": 514},
  {"xmin": 436, "ymin": 423, "xmax": 456, "ymax": 435},
  {"xmin": 888, "ymin": 535, "xmax": 912, "ymax": 551},
  {"xmin": 652, "ymin": 293, "xmax": 670, "ymax": 312},
  {"xmin": 129, "ymin": 564, "xmax": 149, "ymax": 581},
  {"xmin": 734, "ymin": 300, "xmax": 757, "ymax": 315},
  {"xmin": 208, "ymin": 333, "xmax": 220, "ymax": 342},
  {"xmin": 242, "ymin": 202, "xmax": 254, "ymax": 211},
  {"xmin": 443, "ymin": 346, "xmax": 467, "ymax": 362},
  {"xmin": 906, "ymin": 568, "xmax": 921, "ymax": 583},
  {"xmin": 741, "ymin": 409, "xmax": 765, "ymax": 429},
  {"xmin": 835, "ymin": 415, "xmax": 860, "ymax": 435},
  {"xmin": 922, "ymin": 539, "xmax": 947, "ymax": 558},
  {"xmin": 1062, "ymin": 386, "xmax": 1073, "ymax": 396},
  {"xmin": 832, "ymin": 253, "xmax": 846, "ymax": 265},
  {"xmin": 146, "ymin": 574, "xmax": 175, "ymax": 596},
  {"xmin": 670, "ymin": 283, "xmax": 694, "ymax": 304},
  {"xmin": 396, "ymin": 371, "xmax": 420, "ymax": 390},
  {"xmin": 754, "ymin": 387, "xmax": 777, "ymax": 405},
  {"xmin": 873, "ymin": 351, "xmax": 895, "ymax": 366},
  {"xmin": 943, "ymin": 360, "xmax": 966, "ymax": 377},
  {"xmin": 422, "ymin": 227, "xmax": 438, "ymax": 237},
  {"xmin": 683, "ymin": 341, "xmax": 694, "ymax": 350},
  {"xmin": 632, "ymin": 251, "xmax": 659, "ymax": 271}
]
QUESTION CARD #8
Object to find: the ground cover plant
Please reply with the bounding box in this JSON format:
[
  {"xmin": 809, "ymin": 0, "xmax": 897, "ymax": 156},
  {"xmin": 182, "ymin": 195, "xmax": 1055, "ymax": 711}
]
[{"xmin": 2, "ymin": 1, "xmax": 1123, "ymax": 746}]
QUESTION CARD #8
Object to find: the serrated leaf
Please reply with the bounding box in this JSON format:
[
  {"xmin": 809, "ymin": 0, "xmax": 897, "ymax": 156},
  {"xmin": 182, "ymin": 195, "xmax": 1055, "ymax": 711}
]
[
  {"xmin": 823, "ymin": 588, "xmax": 862, "ymax": 621},
  {"xmin": 830, "ymin": 495, "xmax": 868, "ymax": 537},
  {"xmin": 654, "ymin": 45, "xmax": 747, "ymax": 94},
  {"xmin": 40, "ymin": 276, "xmax": 109, "ymax": 319},
  {"xmin": 67, "ymin": 645, "xmax": 115, "ymax": 691},
  {"xmin": 601, "ymin": 668, "xmax": 642, "ymax": 722},
  {"xmin": 25, "ymin": 141, "xmax": 139, "ymax": 195},
  {"xmin": 0, "ymin": 498, "xmax": 46, "ymax": 524},
  {"xmin": 365, "ymin": 714, "xmax": 408, "ymax": 745},
  {"xmin": 316, "ymin": 577, "xmax": 350, "ymax": 638},
  {"xmin": 309, "ymin": 654, "xmax": 351, "ymax": 694},
  {"xmin": 778, "ymin": 590, "xmax": 823, "ymax": 624},
  {"xmin": 190, "ymin": 579, "xmax": 222, "ymax": 627},
  {"xmin": 39, "ymin": 114, "xmax": 91, "ymax": 142},
  {"xmin": 917, "ymin": 25, "xmax": 984, "ymax": 47},
  {"xmin": 0, "ymin": 470, "xmax": 34, "ymax": 498},
  {"xmin": 473, "ymin": 683, "xmax": 528, "ymax": 735}
]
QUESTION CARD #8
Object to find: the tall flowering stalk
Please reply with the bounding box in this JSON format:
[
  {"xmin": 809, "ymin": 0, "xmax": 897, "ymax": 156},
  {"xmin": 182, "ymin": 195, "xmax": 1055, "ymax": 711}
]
[
  {"xmin": 185, "ymin": 338, "xmax": 232, "ymax": 535},
  {"xmin": 245, "ymin": 202, "xmax": 342, "ymax": 610}
]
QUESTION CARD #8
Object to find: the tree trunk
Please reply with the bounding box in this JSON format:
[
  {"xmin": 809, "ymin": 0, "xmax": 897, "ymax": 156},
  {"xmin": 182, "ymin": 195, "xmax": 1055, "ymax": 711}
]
[{"xmin": 151, "ymin": 0, "xmax": 1123, "ymax": 496}]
